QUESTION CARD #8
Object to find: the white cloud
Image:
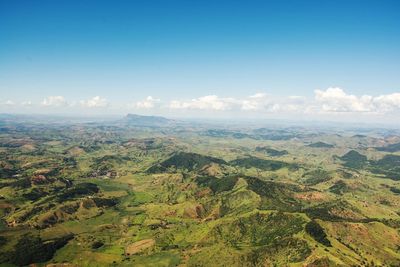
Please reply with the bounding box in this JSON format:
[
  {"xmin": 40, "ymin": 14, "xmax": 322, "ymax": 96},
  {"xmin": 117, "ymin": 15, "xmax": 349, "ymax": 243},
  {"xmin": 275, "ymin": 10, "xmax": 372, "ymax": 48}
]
[
  {"xmin": 249, "ymin": 93, "xmax": 267, "ymax": 99},
  {"xmin": 241, "ymin": 93, "xmax": 268, "ymax": 111},
  {"xmin": 41, "ymin": 96, "xmax": 67, "ymax": 107},
  {"xmin": 166, "ymin": 88, "xmax": 400, "ymax": 115},
  {"xmin": 314, "ymin": 87, "xmax": 400, "ymax": 114},
  {"xmin": 372, "ymin": 93, "xmax": 400, "ymax": 113},
  {"xmin": 5, "ymin": 100, "xmax": 15, "ymax": 106},
  {"xmin": 135, "ymin": 96, "xmax": 160, "ymax": 109},
  {"xmin": 3, "ymin": 88, "xmax": 399, "ymax": 120},
  {"xmin": 21, "ymin": 100, "xmax": 32, "ymax": 106},
  {"xmin": 279, "ymin": 96, "xmax": 308, "ymax": 113},
  {"xmin": 169, "ymin": 95, "xmax": 237, "ymax": 111},
  {"xmin": 80, "ymin": 96, "xmax": 108, "ymax": 108},
  {"xmin": 288, "ymin": 95, "xmax": 306, "ymax": 102},
  {"xmin": 169, "ymin": 93, "xmax": 308, "ymax": 113},
  {"xmin": 314, "ymin": 87, "xmax": 373, "ymax": 112}
]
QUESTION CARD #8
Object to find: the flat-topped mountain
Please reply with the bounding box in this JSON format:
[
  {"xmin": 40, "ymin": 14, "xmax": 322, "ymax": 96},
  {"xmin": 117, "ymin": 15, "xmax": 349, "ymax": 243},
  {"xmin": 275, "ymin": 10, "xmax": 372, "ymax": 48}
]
[{"xmin": 123, "ymin": 114, "xmax": 174, "ymax": 126}]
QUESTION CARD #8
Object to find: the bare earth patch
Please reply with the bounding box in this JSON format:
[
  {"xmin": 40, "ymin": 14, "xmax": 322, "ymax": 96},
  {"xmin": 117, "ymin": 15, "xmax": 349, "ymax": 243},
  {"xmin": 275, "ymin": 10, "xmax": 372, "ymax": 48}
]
[
  {"xmin": 125, "ymin": 239, "xmax": 155, "ymax": 255},
  {"xmin": 294, "ymin": 192, "xmax": 327, "ymax": 201}
]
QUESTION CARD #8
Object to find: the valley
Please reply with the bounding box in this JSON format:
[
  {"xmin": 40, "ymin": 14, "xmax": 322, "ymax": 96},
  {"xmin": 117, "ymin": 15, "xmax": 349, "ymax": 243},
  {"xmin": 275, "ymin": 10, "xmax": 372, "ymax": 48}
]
[{"xmin": 1, "ymin": 115, "xmax": 400, "ymax": 266}]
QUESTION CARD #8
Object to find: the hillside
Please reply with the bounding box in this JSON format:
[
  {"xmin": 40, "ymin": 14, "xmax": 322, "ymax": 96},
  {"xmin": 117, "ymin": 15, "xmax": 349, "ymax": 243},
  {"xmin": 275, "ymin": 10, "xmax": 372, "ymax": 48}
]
[
  {"xmin": 147, "ymin": 152, "xmax": 227, "ymax": 173},
  {"xmin": 1, "ymin": 118, "xmax": 400, "ymax": 266},
  {"xmin": 339, "ymin": 150, "xmax": 368, "ymax": 169},
  {"xmin": 307, "ymin": 142, "xmax": 334, "ymax": 148}
]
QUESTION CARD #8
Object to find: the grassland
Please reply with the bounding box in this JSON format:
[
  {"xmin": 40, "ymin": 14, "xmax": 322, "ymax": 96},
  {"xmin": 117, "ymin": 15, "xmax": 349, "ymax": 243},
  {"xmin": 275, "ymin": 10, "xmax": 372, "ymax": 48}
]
[{"xmin": 1, "ymin": 115, "xmax": 400, "ymax": 266}]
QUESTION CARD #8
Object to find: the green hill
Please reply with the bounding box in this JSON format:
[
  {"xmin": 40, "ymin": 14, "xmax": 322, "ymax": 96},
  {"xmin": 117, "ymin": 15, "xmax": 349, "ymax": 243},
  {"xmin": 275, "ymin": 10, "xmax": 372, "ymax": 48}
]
[
  {"xmin": 339, "ymin": 150, "xmax": 368, "ymax": 169},
  {"xmin": 230, "ymin": 156, "xmax": 296, "ymax": 171},
  {"xmin": 147, "ymin": 151, "xmax": 227, "ymax": 173},
  {"xmin": 375, "ymin": 142, "xmax": 400, "ymax": 152},
  {"xmin": 255, "ymin": 146, "xmax": 289, "ymax": 156},
  {"xmin": 308, "ymin": 142, "xmax": 334, "ymax": 148},
  {"xmin": 1, "ymin": 117, "xmax": 400, "ymax": 266}
]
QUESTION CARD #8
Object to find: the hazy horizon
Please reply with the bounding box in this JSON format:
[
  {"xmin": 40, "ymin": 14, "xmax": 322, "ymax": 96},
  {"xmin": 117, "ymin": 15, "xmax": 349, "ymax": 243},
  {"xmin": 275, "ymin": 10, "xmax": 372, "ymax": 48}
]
[
  {"xmin": 1, "ymin": 0, "xmax": 400, "ymax": 123},
  {"xmin": 2, "ymin": 112, "xmax": 400, "ymax": 130}
]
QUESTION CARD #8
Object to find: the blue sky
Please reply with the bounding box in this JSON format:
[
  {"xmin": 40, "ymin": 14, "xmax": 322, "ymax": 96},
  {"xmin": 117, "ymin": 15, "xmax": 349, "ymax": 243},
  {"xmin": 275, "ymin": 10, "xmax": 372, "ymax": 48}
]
[{"xmin": 1, "ymin": 0, "xmax": 400, "ymax": 122}]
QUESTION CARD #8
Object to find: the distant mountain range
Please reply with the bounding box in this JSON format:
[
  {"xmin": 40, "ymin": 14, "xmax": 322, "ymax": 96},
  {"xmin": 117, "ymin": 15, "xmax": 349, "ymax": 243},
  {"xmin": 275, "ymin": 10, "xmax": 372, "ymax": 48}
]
[{"xmin": 123, "ymin": 114, "xmax": 175, "ymax": 126}]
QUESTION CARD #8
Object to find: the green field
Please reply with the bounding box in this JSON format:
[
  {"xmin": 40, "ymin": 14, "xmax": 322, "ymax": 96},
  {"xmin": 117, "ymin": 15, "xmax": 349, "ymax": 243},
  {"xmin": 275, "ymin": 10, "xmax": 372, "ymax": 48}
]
[{"xmin": 1, "ymin": 114, "xmax": 400, "ymax": 266}]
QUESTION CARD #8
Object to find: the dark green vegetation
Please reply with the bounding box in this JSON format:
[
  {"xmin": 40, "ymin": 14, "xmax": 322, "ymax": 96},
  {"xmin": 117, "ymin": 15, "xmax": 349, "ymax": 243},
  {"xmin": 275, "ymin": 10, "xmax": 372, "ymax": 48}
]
[
  {"xmin": 245, "ymin": 176, "xmax": 304, "ymax": 211},
  {"xmin": 8, "ymin": 234, "xmax": 73, "ymax": 266},
  {"xmin": 369, "ymin": 155, "xmax": 400, "ymax": 180},
  {"xmin": 196, "ymin": 175, "xmax": 238, "ymax": 193},
  {"xmin": 329, "ymin": 180, "xmax": 350, "ymax": 195},
  {"xmin": 230, "ymin": 156, "xmax": 296, "ymax": 171},
  {"xmin": 307, "ymin": 142, "xmax": 334, "ymax": 148},
  {"xmin": 301, "ymin": 169, "xmax": 333, "ymax": 186},
  {"xmin": 339, "ymin": 150, "xmax": 368, "ymax": 169},
  {"xmin": 338, "ymin": 150, "xmax": 400, "ymax": 180},
  {"xmin": 147, "ymin": 152, "xmax": 227, "ymax": 173},
  {"xmin": 213, "ymin": 212, "xmax": 305, "ymax": 247},
  {"xmin": 376, "ymin": 142, "xmax": 400, "ymax": 152},
  {"xmin": 255, "ymin": 146, "xmax": 289, "ymax": 156},
  {"xmin": 305, "ymin": 220, "xmax": 331, "ymax": 247},
  {"xmin": 1, "ymin": 114, "xmax": 400, "ymax": 266}
]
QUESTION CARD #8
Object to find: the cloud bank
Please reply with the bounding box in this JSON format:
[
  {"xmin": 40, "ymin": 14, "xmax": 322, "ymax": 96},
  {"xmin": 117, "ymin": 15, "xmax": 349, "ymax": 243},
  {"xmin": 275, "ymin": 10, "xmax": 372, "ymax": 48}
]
[
  {"xmin": 2, "ymin": 88, "xmax": 400, "ymax": 122},
  {"xmin": 41, "ymin": 96, "xmax": 67, "ymax": 107},
  {"xmin": 134, "ymin": 96, "xmax": 160, "ymax": 109},
  {"xmin": 314, "ymin": 87, "xmax": 400, "ymax": 113},
  {"xmin": 80, "ymin": 96, "xmax": 109, "ymax": 108}
]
